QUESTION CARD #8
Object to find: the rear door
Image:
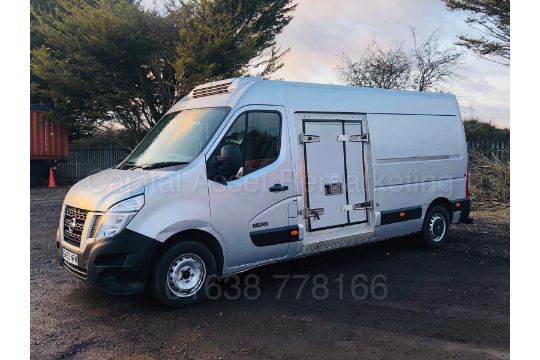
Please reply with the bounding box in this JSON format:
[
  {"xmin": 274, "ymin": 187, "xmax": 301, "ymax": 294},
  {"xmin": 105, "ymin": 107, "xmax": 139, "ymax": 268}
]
[{"xmin": 301, "ymin": 115, "xmax": 369, "ymax": 231}]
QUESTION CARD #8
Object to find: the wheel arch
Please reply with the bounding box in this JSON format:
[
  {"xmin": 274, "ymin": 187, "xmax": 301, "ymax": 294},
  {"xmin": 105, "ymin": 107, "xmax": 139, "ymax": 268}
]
[
  {"xmin": 427, "ymin": 197, "xmax": 453, "ymax": 218},
  {"xmin": 150, "ymin": 229, "xmax": 225, "ymax": 276}
]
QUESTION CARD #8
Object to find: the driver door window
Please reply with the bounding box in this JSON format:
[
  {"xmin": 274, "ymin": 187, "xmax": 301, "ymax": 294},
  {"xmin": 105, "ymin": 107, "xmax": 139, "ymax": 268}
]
[{"xmin": 209, "ymin": 111, "xmax": 281, "ymax": 182}]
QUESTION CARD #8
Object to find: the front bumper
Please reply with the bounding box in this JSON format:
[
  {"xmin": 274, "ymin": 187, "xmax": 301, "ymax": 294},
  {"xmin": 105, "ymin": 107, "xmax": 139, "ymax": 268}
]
[{"xmin": 57, "ymin": 229, "xmax": 160, "ymax": 295}]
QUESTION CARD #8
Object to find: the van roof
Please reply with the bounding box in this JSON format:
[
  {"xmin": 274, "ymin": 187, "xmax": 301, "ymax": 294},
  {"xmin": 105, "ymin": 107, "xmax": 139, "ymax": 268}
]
[{"xmin": 170, "ymin": 77, "xmax": 460, "ymax": 117}]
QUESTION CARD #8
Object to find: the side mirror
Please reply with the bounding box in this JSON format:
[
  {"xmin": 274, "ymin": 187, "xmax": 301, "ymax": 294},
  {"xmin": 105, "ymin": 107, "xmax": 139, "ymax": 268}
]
[{"xmin": 214, "ymin": 144, "xmax": 243, "ymax": 179}]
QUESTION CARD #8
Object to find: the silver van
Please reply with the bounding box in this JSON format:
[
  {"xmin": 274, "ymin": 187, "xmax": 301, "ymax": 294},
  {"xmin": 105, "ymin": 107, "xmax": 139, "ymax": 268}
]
[{"xmin": 57, "ymin": 78, "xmax": 472, "ymax": 307}]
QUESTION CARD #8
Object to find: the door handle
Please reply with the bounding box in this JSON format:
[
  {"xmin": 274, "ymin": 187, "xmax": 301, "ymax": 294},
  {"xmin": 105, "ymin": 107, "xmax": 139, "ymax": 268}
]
[{"xmin": 269, "ymin": 184, "xmax": 288, "ymax": 192}]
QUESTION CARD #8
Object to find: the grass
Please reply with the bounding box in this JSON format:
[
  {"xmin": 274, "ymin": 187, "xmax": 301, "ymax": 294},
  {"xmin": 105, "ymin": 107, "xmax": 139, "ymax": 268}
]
[
  {"xmin": 469, "ymin": 150, "xmax": 510, "ymax": 211},
  {"xmin": 471, "ymin": 207, "xmax": 510, "ymax": 222}
]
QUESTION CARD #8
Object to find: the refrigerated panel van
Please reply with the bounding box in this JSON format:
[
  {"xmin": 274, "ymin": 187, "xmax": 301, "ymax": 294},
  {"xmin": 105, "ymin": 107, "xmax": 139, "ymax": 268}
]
[{"xmin": 57, "ymin": 78, "xmax": 473, "ymax": 307}]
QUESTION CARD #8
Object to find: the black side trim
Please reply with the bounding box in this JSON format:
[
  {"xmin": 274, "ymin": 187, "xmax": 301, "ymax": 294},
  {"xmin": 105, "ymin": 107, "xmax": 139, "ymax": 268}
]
[
  {"xmin": 380, "ymin": 206, "xmax": 422, "ymax": 225},
  {"xmin": 251, "ymin": 225, "xmax": 300, "ymax": 247},
  {"xmin": 452, "ymin": 199, "xmax": 473, "ymax": 224},
  {"xmin": 307, "ymin": 220, "xmax": 368, "ymax": 232}
]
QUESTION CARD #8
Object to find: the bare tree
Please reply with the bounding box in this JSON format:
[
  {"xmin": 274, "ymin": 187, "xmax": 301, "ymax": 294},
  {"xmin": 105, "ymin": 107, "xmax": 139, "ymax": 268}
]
[
  {"xmin": 338, "ymin": 30, "xmax": 463, "ymax": 92},
  {"xmin": 410, "ymin": 29, "xmax": 463, "ymax": 91},
  {"xmin": 338, "ymin": 41, "xmax": 411, "ymax": 90}
]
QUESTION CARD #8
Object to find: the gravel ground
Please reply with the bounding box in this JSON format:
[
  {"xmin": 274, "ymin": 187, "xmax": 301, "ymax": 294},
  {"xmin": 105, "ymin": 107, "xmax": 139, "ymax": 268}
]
[{"xmin": 31, "ymin": 187, "xmax": 509, "ymax": 359}]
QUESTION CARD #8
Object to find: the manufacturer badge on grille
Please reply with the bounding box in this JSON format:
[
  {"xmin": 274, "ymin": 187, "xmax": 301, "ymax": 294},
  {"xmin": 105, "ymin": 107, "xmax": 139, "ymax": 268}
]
[{"xmin": 68, "ymin": 217, "xmax": 77, "ymax": 232}]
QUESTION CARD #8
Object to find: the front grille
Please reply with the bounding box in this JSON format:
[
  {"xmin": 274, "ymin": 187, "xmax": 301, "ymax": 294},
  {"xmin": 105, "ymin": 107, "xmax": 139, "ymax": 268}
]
[
  {"xmin": 63, "ymin": 206, "xmax": 88, "ymax": 247},
  {"xmin": 192, "ymin": 82, "xmax": 232, "ymax": 98}
]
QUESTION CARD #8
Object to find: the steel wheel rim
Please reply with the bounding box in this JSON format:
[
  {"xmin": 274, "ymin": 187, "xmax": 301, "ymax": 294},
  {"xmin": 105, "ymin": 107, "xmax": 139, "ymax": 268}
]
[
  {"xmin": 167, "ymin": 253, "xmax": 206, "ymax": 298},
  {"xmin": 429, "ymin": 213, "xmax": 447, "ymax": 242}
]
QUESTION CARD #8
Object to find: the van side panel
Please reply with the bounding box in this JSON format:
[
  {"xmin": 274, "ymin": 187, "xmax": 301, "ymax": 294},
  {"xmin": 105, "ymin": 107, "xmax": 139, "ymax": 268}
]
[
  {"xmin": 374, "ymin": 178, "xmax": 466, "ymax": 214},
  {"xmin": 367, "ymin": 113, "xmax": 467, "ymax": 235},
  {"xmin": 371, "ymin": 114, "xmax": 460, "ymax": 160},
  {"xmin": 369, "ymin": 114, "xmax": 465, "ymax": 187}
]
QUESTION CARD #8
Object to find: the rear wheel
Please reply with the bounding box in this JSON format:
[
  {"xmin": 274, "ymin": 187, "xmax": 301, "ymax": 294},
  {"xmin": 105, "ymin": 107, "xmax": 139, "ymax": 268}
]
[
  {"xmin": 151, "ymin": 241, "xmax": 216, "ymax": 308},
  {"xmin": 421, "ymin": 205, "xmax": 450, "ymax": 248}
]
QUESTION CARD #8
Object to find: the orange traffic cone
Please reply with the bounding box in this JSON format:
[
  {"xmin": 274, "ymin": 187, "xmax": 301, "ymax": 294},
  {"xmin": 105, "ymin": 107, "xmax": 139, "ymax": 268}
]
[{"xmin": 48, "ymin": 166, "xmax": 57, "ymax": 188}]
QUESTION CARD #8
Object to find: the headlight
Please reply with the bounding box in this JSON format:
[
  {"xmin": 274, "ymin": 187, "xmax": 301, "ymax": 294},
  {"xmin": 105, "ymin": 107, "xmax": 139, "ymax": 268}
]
[
  {"xmin": 108, "ymin": 194, "xmax": 145, "ymax": 212},
  {"xmin": 94, "ymin": 194, "xmax": 144, "ymax": 241}
]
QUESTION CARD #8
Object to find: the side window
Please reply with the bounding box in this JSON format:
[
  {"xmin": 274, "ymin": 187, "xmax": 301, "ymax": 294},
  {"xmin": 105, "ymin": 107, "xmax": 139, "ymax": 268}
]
[
  {"xmin": 221, "ymin": 114, "xmax": 246, "ymax": 148},
  {"xmin": 209, "ymin": 111, "xmax": 281, "ymax": 182},
  {"xmin": 243, "ymin": 112, "xmax": 281, "ymax": 175}
]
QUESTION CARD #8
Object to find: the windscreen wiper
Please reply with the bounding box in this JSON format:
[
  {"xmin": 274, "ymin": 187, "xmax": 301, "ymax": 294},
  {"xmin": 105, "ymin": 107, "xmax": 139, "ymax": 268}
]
[
  {"xmin": 119, "ymin": 162, "xmax": 139, "ymax": 170},
  {"xmin": 140, "ymin": 161, "xmax": 189, "ymax": 170}
]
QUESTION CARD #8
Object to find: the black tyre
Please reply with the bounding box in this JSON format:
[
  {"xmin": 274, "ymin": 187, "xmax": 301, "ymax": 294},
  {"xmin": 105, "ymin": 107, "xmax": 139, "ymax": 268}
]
[
  {"xmin": 421, "ymin": 205, "xmax": 450, "ymax": 248},
  {"xmin": 151, "ymin": 241, "xmax": 217, "ymax": 308}
]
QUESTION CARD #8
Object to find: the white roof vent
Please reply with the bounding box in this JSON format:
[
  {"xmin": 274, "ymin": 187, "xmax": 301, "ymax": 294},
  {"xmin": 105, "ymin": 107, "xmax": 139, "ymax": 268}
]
[{"xmin": 190, "ymin": 80, "xmax": 233, "ymax": 99}]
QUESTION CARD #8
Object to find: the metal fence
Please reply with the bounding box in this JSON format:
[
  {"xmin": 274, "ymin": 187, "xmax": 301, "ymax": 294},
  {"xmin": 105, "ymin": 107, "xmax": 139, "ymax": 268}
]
[
  {"xmin": 467, "ymin": 142, "xmax": 509, "ymax": 162},
  {"xmin": 56, "ymin": 144, "xmax": 130, "ymax": 183}
]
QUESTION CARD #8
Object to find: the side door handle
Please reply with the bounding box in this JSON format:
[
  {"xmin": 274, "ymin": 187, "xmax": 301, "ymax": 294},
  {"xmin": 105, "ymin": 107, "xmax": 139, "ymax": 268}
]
[{"xmin": 269, "ymin": 184, "xmax": 288, "ymax": 192}]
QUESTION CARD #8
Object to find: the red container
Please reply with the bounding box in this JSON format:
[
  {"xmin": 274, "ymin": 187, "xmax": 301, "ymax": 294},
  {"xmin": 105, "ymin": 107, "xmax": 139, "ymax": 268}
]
[{"xmin": 30, "ymin": 105, "xmax": 69, "ymax": 160}]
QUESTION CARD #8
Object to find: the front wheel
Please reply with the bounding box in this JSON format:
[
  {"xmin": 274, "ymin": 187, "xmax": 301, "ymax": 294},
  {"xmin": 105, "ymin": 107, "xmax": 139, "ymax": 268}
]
[
  {"xmin": 421, "ymin": 205, "xmax": 450, "ymax": 248},
  {"xmin": 151, "ymin": 241, "xmax": 217, "ymax": 308}
]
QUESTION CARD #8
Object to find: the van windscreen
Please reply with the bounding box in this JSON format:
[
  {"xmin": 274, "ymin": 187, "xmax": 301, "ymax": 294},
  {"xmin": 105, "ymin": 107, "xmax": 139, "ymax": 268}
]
[{"xmin": 121, "ymin": 107, "xmax": 229, "ymax": 169}]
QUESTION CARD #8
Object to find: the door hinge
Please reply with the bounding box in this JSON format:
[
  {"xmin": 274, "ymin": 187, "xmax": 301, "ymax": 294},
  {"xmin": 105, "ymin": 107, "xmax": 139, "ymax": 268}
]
[
  {"xmin": 299, "ymin": 134, "xmax": 320, "ymax": 144},
  {"xmin": 354, "ymin": 200, "xmax": 373, "ymax": 210},
  {"xmin": 342, "ymin": 201, "xmax": 373, "ymax": 211},
  {"xmin": 349, "ymin": 133, "xmax": 369, "ymax": 142},
  {"xmin": 305, "ymin": 208, "xmax": 324, "ymax": 220}
]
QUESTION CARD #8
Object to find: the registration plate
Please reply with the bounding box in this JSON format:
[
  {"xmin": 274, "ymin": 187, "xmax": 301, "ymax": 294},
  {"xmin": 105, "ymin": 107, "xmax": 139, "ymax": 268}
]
[{"xmin": 62, "ymin": 248, "xmax": 79, "ymax": 266}]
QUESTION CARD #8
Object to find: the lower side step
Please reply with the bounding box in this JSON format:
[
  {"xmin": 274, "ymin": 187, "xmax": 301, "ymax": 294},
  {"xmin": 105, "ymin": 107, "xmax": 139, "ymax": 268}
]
[{"xmin": 302, "ymin": 230, "xmax": 374, "ymax": 254}]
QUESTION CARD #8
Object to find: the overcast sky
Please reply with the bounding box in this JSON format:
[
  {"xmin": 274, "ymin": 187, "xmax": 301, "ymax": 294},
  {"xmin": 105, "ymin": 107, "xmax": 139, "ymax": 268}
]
[{"xmin": 146, "ymin": 0, "xmax": 510, "ymax": 128}]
